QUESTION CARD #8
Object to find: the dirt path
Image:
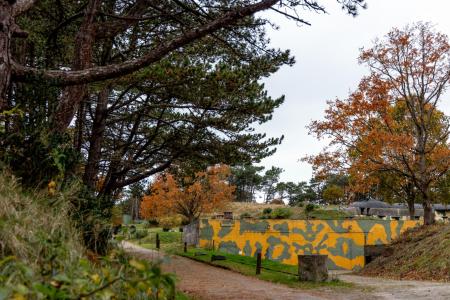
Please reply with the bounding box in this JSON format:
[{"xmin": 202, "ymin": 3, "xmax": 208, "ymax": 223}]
[
  {"xmin": 337, "ymin": 274, "xmax": 450, "ymax": 300},
  {"xmin": 122, "ymin": 242, "xmax": 450, "ymax": 300}
]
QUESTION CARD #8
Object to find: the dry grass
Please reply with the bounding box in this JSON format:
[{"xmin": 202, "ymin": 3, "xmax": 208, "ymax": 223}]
[
  {"xmin": 360, "ymin": 223, "xmax": 450, "ymax": 281},
  {"xmin": 225, "ymin": 202, "xmax": 291, "ymax": 216},
  {"xmin": 0, "ymin": 172, "xmax": 83, "ymax": 266},
  {"xmin": 205, "ymin": 202, "xmax": 350, "ymax": 220}
]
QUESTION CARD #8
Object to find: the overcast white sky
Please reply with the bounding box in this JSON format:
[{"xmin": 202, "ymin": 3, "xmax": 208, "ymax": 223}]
[{"xmin": 255, "ymin": 0, "xmax": 450, "ymax": 184}]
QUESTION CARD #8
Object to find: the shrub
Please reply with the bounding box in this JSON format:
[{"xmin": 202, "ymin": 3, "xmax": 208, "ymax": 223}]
[
  {"xmin": 240, "ymin": 212, "xmax": 251, "ymax": 219},
  {"xmin": 134, "ymin": 229, "xmax": 148, "ymax": 239},
  {"xmin": 305, "ymin": 203, "xmax": 316, "ymax": 214},
  {"xmin": 147, "ymin": 219, "xmax": 159, "ymax": 227},
  {"xmin": 0, "ymin": 172, "xmax": 175, "ymax": 299},
  {"xmin": 270, "ymin": 207, "xmax": 293, "ymax": 219},
  {"xmin": 262, "ymin": 207, "xmax": 273, "ymax": 215},
  {"xmin": 158, "ymin": 216, "xmax": 182, "ymax": 231},
  {"xmin": 270, "ymin": 199, "xmax": 285, "ymax": 205},
  {"xmin": 0, "ymin": 251, "xmax": 176, "ymax": 299}
]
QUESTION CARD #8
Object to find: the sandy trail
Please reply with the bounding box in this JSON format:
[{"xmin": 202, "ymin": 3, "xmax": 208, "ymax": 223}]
[{"xmin": 122, "ymin": 242, "xmax": 450, "ymax": 300}]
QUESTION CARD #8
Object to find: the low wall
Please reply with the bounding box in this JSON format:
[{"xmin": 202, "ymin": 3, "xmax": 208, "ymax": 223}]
[{"xmin": 198, "ymin": 219, "xmax": 419, "ymax": 270}]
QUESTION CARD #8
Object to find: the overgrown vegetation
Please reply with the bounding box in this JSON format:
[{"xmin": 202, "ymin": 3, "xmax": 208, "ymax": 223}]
[
  {"xmin": 0, "ymin": 172, "xmax": 177, "ymax": 299},
  {"xmin": 361, "ymin": 224, "xmax": 450, "ymax": 281}
]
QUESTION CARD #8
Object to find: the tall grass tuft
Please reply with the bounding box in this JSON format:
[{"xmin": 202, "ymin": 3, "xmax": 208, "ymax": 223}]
[
  {"xmin": 0, "ymin": 171, "xmax": 176, "ymax": 299},
  {"xmin": 0, "ymin": 171, "xmax": 83, "ymax": 265}
]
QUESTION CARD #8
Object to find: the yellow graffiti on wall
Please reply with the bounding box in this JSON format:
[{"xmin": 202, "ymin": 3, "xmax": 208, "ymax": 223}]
[{"xmin": 198, "ymin": 219, "xmax": 419, "ymax": 270}]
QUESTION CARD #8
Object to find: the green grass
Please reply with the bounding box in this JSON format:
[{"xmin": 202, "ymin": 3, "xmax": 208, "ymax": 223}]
[
  {"xmin": 304, "ymin": 208, "xmax": 351, "ymax": 219},
  {"xmin": 177, "ymin": 248, "xmax": 353, "ymax": 290},
  {"xmin": 176, "ymin": 291, "xmax": 196, "ymax": 300},
  {"xmin": 125, "ymin": 226, "xmax": 184, "ymax": 254}
]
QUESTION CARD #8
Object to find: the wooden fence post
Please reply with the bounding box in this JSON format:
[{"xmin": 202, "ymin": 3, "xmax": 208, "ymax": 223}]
[
  {"xmin": 256, "ymin": 252, "xmax": 262, "ymax": 275},
  {"xmin": 184, "ymin": 242, "xmax": 187, "ymax": 253},
  {"xmin": 156, "ymin": 233, "xmax": 160, "ymax": 250}
]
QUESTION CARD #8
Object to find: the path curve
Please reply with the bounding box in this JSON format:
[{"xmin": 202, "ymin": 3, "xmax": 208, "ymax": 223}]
[
  {"xmin": 123, "ymin": 242, "xmax": 340, "ymax": 300},
  {"xmin": 122, "ymin": 242, "xmax": 450, "ymax": 300}
]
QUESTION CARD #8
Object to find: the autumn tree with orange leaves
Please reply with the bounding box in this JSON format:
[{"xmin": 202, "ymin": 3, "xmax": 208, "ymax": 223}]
[
  {"xmin": 140, "ymin": 164, "xmax": 235, "ymax": 223},
  {"xmin": 306, "ymin": 23, "xmax": 450, "ymax": 224}
]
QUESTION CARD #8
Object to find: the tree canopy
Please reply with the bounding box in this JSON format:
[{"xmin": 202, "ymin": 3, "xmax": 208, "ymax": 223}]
[
  {"xmin": 140, "ymin": 164, "xmax": 235, "ymax": 222},
  {"xmin": 307, "ymin": 23, "xmax": 450, "ymax": 224}
]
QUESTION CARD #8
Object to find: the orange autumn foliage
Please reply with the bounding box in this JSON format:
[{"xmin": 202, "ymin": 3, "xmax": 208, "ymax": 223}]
[
  {"xmin": 140, "ymin": 164, "xmax": 235, "ymax": 222},
  {"xmin": 306, "ymin": 23, "xmax": 450, "ymax": 224}
]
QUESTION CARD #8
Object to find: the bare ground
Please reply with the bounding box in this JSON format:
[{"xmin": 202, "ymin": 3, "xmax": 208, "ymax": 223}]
[{"xmin": 122, "ymin": 242, "xmax": 450, "ymax": 300}]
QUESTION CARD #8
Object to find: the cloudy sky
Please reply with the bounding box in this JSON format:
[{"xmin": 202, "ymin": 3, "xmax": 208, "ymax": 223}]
[{"xmin": 255, "ymin": 0, "xmax": 450, "ymax": 184}]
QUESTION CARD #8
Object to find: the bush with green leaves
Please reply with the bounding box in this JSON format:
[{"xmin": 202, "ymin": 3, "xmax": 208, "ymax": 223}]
[
  {"xmin": 134, "ymin": 229, "xmax": 149, "ymax": 240},
  {"xmin": 262, "ymin": 207, "xmax": 273, "ymax": 215},
  {"xmin": 0, "ymin": 252, "xmax": 175, "ymax": 299},
  {"xmin": 0, "ymin": 172, "xmax": 176, "ymax": 299},
  {"xmin": 147, "ymin": 219, "xmax": 159, "ymax": 227},
  {"xmin": 270, "ymin": 207, "xmax": 293, "ymax": 219},
  {"xmin": 240, "ymin": 212, "xmax": 251, "ymax": 219},
  {"xmin": 305, "ymin": 203, "xmax": 316, "ymax": 214}
]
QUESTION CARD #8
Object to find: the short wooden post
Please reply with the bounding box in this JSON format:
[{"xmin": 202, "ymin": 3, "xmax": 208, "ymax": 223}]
[
  {"xmin": 184, "ymin": 242, "xmax": 187, "ymax": 253},
  {"xmin": 156, "ymin": 233, "xmax": 160, "ymax": 250},
  {"xmin": 212, "ymin": 240, "xmax": 215, "ymax": 251},
  {"xmin": 256, "ymin": 252, "xmax": 262, "ymax": 275}
]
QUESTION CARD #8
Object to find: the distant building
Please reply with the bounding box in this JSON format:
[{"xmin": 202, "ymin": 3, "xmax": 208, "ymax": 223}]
[{"xmin": 344, "ymin": 200, "xmax": 449, "ymax": 221}]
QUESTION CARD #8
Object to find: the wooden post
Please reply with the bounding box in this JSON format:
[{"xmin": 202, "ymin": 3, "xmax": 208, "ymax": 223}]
[
  {"xmin": 184, "ymin": 242, "xmax": 187, "ymax": 253},
  {"xmin": 156, "ymin": 233, "xmax": 160, "ymax": 250},
  {"xmin": 212, "ymin": 240, "xmax": 215, "ymax": 251},
  {"xmin": 256, "ymin": 252, "xmax": 262, "ymax": 275}
]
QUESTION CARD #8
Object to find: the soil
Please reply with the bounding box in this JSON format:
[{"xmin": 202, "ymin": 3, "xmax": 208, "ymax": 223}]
[{"xmin": 122, "ymin": 242, "xmax": 450, "ymax": 300}]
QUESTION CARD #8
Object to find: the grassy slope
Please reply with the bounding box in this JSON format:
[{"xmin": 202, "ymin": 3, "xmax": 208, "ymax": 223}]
[
  {"xmin": 0, "ymin": 172, "xmax": 83, "ymax": 266},
  {"xmin": 0, "ymin": 173, "xmax": 191, "ymax": 299},
  {"xmin": 220, "ymin": 202, "xmax": 352, "ymax": 220},
  {"xmin": 361, "ymin": 224, "xmax": 450, "ymax": 281}
]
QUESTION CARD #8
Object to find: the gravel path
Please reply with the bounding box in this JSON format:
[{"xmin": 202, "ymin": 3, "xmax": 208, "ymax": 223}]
[
  {"xmin": 122, "ymin": 242, "xmax": 450, "ymax": 300},
  {"xmin": 337, "ymin": 274, "xmax": 450, "ymax": 300}
]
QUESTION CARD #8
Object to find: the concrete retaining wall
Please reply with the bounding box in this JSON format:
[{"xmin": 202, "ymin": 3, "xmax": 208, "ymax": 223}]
[{"xmin": 199, "ymin": 219, "xmax": 419, "ymax": 270}]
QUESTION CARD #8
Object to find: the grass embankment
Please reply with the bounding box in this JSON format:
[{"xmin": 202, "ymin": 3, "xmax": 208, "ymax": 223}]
[
  {"xmin": 222, "ymin": 202, "xmax": 354, "ymax": 220},
  {"xmin": 361, "ymin": 223, "xmax": 450, "ymax": 281},
  {"xmin": 177, "ymin": 248, "xmax": 353, "ymax": 290},
  {"xmin": 0, "ymin": 173, "xmax": 188, "ymax": 299}
]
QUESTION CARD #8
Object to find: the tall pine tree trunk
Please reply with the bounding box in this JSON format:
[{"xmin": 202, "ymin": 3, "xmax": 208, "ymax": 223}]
[
  {"xmin": 52, "ymin": 0, "xmax": 100, "ymax": 131},
  {"xmin": 0, "ymin": 2, "xmax": 14, "ymax": 110},
  {"xmin": 83, "ymin": 87, "xmax": 110, "ymax": 189}
]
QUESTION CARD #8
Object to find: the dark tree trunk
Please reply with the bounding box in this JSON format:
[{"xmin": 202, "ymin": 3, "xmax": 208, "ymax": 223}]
[
  {"xmin": 408, "ymin": 203, "xmax": 415, "ymax": 220},
  {"xmin": 405, "ymin": 183, "xmax": 416, "ymax": 220},
  {"xmin": 73, "ymin": 97, "xmax": 86, "ymax": 152},
  {"xmin": 83, "ymin": 87, "xmax": 110, "ymax": 189},
  {"xmin": 52, "ymin": 0, "xmax": 100, "ymax": 131},
  {"xmin": 423, "ymin": 201, "xmax": 435, "ymax": 225},
  {"xmin": 0, "ymin": 2, "xmax": 14, "ymax": 111}
]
